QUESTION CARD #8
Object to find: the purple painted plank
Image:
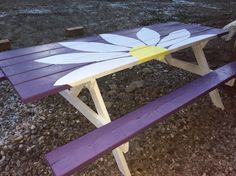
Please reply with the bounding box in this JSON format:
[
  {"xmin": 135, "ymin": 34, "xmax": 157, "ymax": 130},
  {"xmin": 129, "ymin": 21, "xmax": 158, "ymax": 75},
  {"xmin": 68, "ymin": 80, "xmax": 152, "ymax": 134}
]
[
  {"xmin": 0, "ymin": 47, "xmax": 75, "ymax": 68},
  {"xmin": 0, "ymin": 69, "xmax": 5, "ymax": 81},
  {"xmin": 13, "ymin": 69, "xmax": 75, "ymax": 103},
  {"xmin": 8, "ymin": 62, "xmax": 91, "ymax": 85},
  {"xmin": 45, "ymin": 61, "xmax": 236, "ymax": 176}
]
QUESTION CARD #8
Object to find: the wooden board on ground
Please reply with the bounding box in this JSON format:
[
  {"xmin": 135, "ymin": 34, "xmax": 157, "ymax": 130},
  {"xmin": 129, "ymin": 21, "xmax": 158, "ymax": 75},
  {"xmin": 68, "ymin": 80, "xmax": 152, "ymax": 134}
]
[
  {"xmin": 0, "ymin": 39, "xmax": 11, "ymax": 51},
  {"xmin": 65, "ymin": 26, "xmax": 84, "ymax": 37}
]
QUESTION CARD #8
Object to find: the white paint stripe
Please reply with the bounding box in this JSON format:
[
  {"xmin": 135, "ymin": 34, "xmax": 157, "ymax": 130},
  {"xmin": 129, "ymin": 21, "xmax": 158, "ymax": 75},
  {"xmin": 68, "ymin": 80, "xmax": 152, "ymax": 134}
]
[
  {"xmin": 136, "ymin": 28, "xmax": 160, "ymax": 46},
  {"xmin": 54, "ymin": 56, "xmax": 138, "ymax": 86},
  {"xmin": 35, "ymin": 52, "xmax": 130, "ymax": 64},
  {"xmin": 158, "ymin": 29, "xmax": 191, "ymax": 48},
  {"xmin": 168, "ymin": 34, "xmax": 215, "ymax": 50},
  {"xmin": 100, "ymin": 34, "xmax": 144, "ymax": 48},
  {"xmin": 59, "ymin": 42, "xmax": 130, "ymax": 52}
]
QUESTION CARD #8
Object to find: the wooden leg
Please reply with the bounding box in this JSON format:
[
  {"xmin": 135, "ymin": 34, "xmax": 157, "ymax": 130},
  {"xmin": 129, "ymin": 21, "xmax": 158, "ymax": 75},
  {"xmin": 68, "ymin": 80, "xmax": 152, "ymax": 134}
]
[
  {"xmin": 112, "ymin": 148, "xmax": 131, "ymax": 176},
  {"xmin": 60, "ymin": 80, "xmax": 131, "ymax": 176},
  {"xmin": 192, "ymin": 44, "xmax": 225, "ymax": 110}
]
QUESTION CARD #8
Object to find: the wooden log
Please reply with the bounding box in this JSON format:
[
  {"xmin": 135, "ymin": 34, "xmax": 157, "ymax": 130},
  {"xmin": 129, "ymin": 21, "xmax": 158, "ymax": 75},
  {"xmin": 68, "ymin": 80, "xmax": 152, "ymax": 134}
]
[
  {"xmin": 0, "ymin": 39, "xmax": 11, "ymax": 51},
  {"xmin": 65, "ymin": 26, "xmax": 84, "ymax": 37}
]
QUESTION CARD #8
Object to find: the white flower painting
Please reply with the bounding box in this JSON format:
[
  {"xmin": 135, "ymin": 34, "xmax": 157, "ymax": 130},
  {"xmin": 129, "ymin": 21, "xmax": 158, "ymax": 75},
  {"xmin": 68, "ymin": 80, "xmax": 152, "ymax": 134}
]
[{"xmin": 35, "ymin": 27, "xmax": 215, "ymax": 86}]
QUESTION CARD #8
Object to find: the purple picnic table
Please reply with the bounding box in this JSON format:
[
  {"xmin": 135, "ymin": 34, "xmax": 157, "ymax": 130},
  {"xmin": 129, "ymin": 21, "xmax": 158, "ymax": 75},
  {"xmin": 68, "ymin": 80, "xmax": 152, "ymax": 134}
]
[{"xmin": 0, "ymin": 21, "xmax": 228, "ymax": 176}]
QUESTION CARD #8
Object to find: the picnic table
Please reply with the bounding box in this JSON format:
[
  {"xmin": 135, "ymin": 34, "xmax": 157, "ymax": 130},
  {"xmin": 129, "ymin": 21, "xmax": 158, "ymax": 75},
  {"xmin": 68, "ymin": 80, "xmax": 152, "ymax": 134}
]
[{"xmin": 0, "ymin": 22, "xmax": 229, "ymax": 175}]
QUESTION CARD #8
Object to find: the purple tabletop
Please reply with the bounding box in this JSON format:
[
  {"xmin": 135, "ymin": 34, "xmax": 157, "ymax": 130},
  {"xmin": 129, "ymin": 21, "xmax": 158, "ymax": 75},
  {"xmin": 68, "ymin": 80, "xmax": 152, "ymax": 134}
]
[{"xmin": 0, "ymin": 22, "xmax": 227, "ymax": 103}]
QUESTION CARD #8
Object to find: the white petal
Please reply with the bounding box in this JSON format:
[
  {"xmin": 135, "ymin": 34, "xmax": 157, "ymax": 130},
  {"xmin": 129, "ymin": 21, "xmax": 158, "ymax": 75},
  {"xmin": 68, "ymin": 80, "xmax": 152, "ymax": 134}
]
[
  {"xmin": 168, "ymin": 34, "xmax": 216, "ymax": 50},
  {"xmin": 35, "ymin": 52, "xmax": 130, "ymax": 64},
  {"xmin": 54, "ymin": 56, "xmax": 138, "ymax": 86},
  {"xmin": 158, "ymin": 29, "xmax": 191, "ymax": 48},
  {"xmin": 100, "ymin": 34, "xmax": 144, "ymax": 48},
  {"xmin": 136, "ymin": 28, "xmax": 160, "ymax": 45},
  {"xmin": 59, "ymin": 42, "xmax": 130, "ymax": 52}
]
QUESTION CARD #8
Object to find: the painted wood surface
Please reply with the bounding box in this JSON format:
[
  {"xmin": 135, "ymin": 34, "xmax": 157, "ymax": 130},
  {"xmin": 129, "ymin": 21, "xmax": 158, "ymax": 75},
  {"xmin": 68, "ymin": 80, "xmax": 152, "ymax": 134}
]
[
  {"xmin": 45, "ymin": 61, "xmax": 236, "ymax": 176},
  {"xmin": 0, "ymin": 22, "xmax": 227, "ymax": 103}
]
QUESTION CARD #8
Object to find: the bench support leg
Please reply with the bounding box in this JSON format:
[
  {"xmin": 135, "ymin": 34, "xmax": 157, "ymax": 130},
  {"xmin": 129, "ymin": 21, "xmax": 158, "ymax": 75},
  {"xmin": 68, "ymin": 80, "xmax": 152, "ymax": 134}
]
[
  {"xmin": 225, "ymin": 79, "xmax": 235, "ymax": 87},
  {"xmin": 163, "ymin": 42, "xmax": 225, "ymax": 110},
  {"xmin": 60, "ymin": 80, "xmax": 131, "ymax": 176},
  {"xmin": 192, "ymin": 44, "xmax": 225, "ymax": 110}
]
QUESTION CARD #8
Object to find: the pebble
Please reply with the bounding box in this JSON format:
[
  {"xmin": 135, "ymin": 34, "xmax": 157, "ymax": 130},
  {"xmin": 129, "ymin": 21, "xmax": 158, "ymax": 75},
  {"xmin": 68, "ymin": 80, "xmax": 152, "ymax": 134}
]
[
  {"xmin": 13, "ymin": 135, "xmax": 23, "ymax": 142},
  {"xmin": 39, "ymin": 116, "xmax": 46, "ymax": 121},
  {"xmin": 125, "ymin": 80, "xmax": 145, "ymax": 93},
  {"xmin": 142, "ymin": 67, "xmax": 153, "ymax": 75},
  {"xmin": 109, "ymin": 84, "xmax": 118, "ymax": 90},
  {"xmin": 30, "ymin": 125, "xmax": 36, "ymax": 130},
  {"xmin": 105, "ymin": 101, "xmax": 113, "ymax": 109}
]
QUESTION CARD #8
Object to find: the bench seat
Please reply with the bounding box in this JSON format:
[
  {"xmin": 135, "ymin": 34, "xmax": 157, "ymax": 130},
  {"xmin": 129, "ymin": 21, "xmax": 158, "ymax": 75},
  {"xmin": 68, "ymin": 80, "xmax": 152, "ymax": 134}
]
[{"xmin": 45, "ymin": 61, "xmax": 236, "ymax": 176}]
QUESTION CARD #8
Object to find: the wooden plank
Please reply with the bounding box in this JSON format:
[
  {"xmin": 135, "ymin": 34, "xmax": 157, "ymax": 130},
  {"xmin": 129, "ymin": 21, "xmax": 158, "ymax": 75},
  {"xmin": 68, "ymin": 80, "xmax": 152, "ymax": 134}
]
[
  {"xmin": 0, "ymin": 47, "xmax": 74, "ymax": 68},
  {"xmin": 45, "ymin": 61, "xmax": 236, "ymax": 176},
  {"xmin": 65, "ymin": 26, "xmax": 84, "ymax": 37},
  {"xmin": 8, "ymin": 63, "xmax": 91, "ymax": 85},
  {"xmin": 14, "ymin": 70, "xmax": 72, "ymax": 103},
  {"xmin": 0, "ymin": 39, "xmax": 11, "ymax": 51}
]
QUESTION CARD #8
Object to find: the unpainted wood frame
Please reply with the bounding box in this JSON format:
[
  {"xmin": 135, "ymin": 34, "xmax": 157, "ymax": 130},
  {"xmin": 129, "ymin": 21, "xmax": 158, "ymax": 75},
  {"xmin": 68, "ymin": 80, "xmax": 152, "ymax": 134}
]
[{"xmin": 60, "ymin": 79, "xmax": 131, "ymax": 176}]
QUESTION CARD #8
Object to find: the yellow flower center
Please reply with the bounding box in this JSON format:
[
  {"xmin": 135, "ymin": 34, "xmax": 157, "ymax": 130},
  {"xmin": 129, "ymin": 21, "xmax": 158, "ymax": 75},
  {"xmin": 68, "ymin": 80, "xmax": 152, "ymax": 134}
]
[{"xmin": 129, "ymin": 45, "xmax": 170, "ymax": 63}]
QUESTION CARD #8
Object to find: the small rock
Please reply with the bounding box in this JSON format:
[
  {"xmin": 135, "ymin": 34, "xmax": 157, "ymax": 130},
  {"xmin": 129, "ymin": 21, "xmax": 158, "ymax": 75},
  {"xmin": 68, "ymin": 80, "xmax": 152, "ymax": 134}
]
[
  {"xmin": 0, "ymin": 155, "xmax": 6, "ymax": 164},
  {"xmin": 109, "ymin": 84, "xmax": 118, "ymax": 90},
  {"xmin": 163, "ymin": 69, "xmax": 169, "ymax": 73},
  {"xmin": 80, "ymin": 96, "xmax": 88, "ymax": 102},
  {"xmin": 0, "ymin": 140, "xmax": 4, "ymax": 146},
  {"xmin": 108, "ymin": 90, "xmax": 116, "ymax": 96},
  {"xmin": 142, "ymin": 67, "xmax": 153, "ymax": 75},
  {"xmin": 39, "ymin": 116, "xmax": 46, "ymax": 121},
  {"xmin": 13, "ymin": 135, "xmax": 23, "ymax": 142},
  {"xmin": 126, "ymin": 80, "xmax": 145, "ymax": 93},
  {"xmin": 16, "ymin": 160, "xmax": 21, "ymax": 167},
  {"xmin": 30, "ymin": 125, "xmax": 36, "ymax": 130},
  {"xmin": 105, "ymin": 101, "xmax": 113, "ymax": 109}
]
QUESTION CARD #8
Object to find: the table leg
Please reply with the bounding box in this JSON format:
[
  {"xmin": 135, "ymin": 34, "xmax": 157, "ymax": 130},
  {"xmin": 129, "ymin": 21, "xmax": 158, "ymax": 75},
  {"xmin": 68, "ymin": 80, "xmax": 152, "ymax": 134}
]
[
  {"xmin": 60, "ymin": 80, "xmax": 131, "ymax": 176},
  {"xmin": 192, "ymin": 44, "xmax": 225, "ymax": 110}
]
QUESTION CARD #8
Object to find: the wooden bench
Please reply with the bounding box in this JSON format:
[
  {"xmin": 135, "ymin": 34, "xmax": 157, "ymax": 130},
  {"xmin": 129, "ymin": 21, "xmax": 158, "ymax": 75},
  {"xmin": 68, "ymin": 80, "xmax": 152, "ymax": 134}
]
[{"xmin": 45, "ymin": 61, "xmax": 236, "ymax": 176}]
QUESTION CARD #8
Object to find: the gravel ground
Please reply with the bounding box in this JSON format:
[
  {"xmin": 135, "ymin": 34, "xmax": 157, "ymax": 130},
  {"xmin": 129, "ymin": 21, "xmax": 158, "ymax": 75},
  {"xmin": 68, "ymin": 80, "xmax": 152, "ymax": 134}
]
[{"xmin": 0, "ymin": 1, "xmax": 236, "ymax": 176}]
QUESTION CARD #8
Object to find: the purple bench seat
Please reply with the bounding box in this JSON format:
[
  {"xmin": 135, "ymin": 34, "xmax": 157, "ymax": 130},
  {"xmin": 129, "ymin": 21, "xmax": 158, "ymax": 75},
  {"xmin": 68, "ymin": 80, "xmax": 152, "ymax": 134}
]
[{"xmin": 45, "ymin": 61, "xmax": 236, "ymax": 176}]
